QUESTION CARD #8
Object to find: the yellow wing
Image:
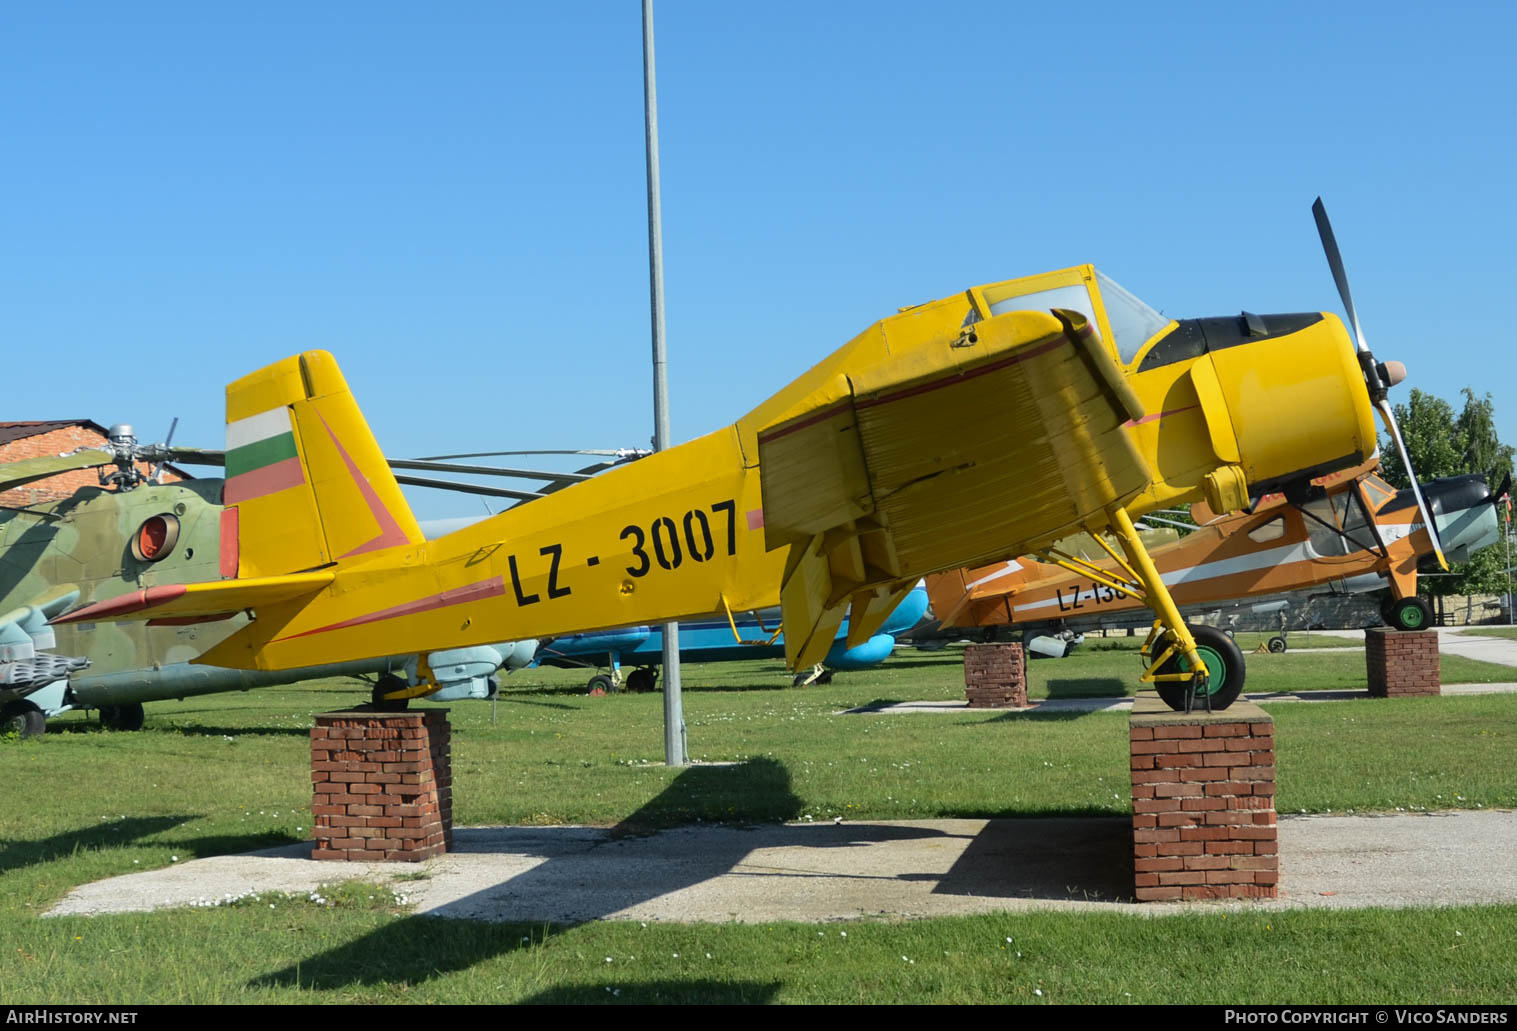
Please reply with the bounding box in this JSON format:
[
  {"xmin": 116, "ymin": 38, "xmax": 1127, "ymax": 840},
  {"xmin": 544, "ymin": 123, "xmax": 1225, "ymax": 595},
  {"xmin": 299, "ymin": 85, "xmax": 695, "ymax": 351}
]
[{"xmin": 758, "ymin": 308, "xmax": 1150, "ymax": 667}]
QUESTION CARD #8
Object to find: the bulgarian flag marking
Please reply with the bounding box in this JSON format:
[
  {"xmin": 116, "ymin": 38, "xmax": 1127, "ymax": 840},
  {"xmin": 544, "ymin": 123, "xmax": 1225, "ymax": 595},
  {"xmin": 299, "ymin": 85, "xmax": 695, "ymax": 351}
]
[{"xmin": 224, "ymin": 407, "xmax": 306, "ymax": 504}]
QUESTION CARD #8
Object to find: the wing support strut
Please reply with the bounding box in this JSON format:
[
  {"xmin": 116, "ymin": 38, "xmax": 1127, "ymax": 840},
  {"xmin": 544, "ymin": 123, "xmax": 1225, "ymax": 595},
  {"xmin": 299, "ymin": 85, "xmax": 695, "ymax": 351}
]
[{"xmin": 1103, "ymin": 506, "xmax": 1213, "ymax": 712}]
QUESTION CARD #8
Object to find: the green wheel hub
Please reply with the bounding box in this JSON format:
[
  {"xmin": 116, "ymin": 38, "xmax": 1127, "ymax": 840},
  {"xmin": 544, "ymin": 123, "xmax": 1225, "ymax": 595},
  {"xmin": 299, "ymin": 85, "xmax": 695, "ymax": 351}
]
[{"xmin": 1176, "ymin": 644, "xmax": 1228, "ymax": 695}]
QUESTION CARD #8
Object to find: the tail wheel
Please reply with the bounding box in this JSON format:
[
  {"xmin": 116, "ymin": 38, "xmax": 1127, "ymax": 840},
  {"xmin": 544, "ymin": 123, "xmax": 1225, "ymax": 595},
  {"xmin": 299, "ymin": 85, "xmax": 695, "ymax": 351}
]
[
  {"xmin": 2, "ymin": 700, "xmax": 46, "ymax": 738},
  {"xmin": 372, "ymin": 674, "xmax": 410, "ymax": 711},
  {"xmin": 1156, "ymin": 625, "xmax": 1246, "ymax": 711},
  {"xmin": 1387, "ymin": 597, "xmax": 1433, "ymax": 632},
  {"xmin": 100, "ymin": 702, "xmax": 145, "ymax": 731}
]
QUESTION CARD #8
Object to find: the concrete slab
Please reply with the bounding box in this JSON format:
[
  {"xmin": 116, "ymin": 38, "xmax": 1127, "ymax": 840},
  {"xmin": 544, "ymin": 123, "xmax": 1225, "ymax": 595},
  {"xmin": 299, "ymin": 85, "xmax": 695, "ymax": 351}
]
[{"xmin": 45, "ymin": 811, "xmax": 1517, "ymax": 923}]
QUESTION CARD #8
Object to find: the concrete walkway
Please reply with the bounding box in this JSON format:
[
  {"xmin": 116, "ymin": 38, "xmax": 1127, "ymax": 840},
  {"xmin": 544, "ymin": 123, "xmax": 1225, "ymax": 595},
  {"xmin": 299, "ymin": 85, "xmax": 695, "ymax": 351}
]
[
  {"xmin": 45, "ymin": 810, "xmax": 1517, "ymax": 923},
  {"xmin": 844, "ymin": 681, "xmax": 1517, "ymax": 716},
  {"xmin": 1434, "ymin": 627, "xmax": 1517, "ymax": 666}
]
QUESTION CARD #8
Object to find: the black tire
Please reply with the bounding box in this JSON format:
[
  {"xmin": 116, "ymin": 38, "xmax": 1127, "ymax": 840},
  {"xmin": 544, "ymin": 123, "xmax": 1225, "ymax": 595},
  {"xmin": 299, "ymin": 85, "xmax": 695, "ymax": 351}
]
[
  {"xmin": 587, "ymin": 674, "xmax": 617, "ymax": 695},
  {"xmin": 100, "ymin": 702, "xmax": 145, "ymax": 731},
  {"xmin": 1387, "ymin": 597, "xmax": 1433, "ymax": 632},
  {"xmin": 372, "ymin": 674, "xmax": 410, "ymax": 711},
  {"xmin": 626, "ymin": 668, "xmax": 658, "ymax": 693},
  {"xmin": 1156, "ymin": 625, "xmax": 1246, "ymax": 711},
  {"xmin": 1267, "ymin": 636, "xmax": 1288, "ymax": 654},
  {"xmin": 2, "ymin": 700, "xmax": 46, "ymax": 738}
]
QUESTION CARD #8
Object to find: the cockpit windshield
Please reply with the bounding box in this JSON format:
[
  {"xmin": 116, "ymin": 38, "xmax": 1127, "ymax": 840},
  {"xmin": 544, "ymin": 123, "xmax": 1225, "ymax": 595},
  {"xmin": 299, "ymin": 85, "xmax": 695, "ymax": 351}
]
[
  {"xmin": 1094, "ymin": 270, "xmax": 1170, "ymax": 364},
  {"xmin": 981, "ymin": 266, "xmax": 1170, "ymax": 364}
]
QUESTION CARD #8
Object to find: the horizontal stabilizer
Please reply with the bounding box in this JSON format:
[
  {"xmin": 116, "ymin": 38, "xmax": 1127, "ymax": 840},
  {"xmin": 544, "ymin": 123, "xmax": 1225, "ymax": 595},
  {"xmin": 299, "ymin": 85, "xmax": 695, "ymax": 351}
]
[{"xmin": 52, "ymin": 572, "xmax": 333, "ymax": 625}]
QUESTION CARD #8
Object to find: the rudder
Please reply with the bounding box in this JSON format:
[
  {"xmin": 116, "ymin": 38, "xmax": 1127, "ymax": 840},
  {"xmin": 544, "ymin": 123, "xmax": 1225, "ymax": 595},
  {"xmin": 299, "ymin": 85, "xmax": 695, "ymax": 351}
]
[{"xmin": 223, "ymin": 351, "xmax": 423, "ymax": 578}]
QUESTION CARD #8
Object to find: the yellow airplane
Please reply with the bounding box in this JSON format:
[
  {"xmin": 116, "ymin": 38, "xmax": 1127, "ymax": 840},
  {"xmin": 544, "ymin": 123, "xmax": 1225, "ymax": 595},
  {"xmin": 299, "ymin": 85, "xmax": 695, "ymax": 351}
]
[{"xmin": 55, "ymin": 200, "xmax": 1433, "ymax": 711}]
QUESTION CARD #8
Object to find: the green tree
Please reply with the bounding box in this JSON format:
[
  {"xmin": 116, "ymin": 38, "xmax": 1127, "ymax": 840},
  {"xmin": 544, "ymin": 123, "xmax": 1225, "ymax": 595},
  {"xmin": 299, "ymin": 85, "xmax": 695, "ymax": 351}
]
[{"xmin": 1378, "ymin": 387, "xmax": 1514, "ymax": 598}]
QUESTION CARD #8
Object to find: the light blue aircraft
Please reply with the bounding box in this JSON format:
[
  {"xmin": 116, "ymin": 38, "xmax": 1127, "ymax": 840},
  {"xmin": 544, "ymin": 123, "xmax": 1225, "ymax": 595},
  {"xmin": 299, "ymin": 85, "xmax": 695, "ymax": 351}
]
[{"xmin": 534, "ymin": 582, "xmax": 931, "ymax": 692}]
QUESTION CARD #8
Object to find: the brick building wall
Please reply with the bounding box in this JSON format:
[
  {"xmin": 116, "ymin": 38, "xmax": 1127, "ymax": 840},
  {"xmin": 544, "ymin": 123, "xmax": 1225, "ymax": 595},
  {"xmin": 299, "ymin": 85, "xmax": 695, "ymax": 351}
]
[{"xmin": 0, "ymin": 422, "xmax": 187, "ymax": 508}]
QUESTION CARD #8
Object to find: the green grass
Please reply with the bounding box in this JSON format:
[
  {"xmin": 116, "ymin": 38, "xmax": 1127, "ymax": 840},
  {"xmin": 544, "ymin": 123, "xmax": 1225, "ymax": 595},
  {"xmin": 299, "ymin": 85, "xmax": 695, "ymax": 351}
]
[
  {"xmin": 4, "ymin": 647, "xmax": 1517, "ymax": 1004},
  {"xmin": 1457, "ymin": 626, "xmax": 1517, "ymax": 640},
  {"xmin": 8, "ymin": 902, "xmax": 1513, "ymax": 1004}
]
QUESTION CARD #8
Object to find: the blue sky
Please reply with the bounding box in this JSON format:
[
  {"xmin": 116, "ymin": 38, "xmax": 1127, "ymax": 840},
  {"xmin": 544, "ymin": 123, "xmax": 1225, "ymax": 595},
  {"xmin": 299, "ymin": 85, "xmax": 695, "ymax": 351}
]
[{"xmin": 4, "ymin": 2, "xmax": 1513, "ymax": 519}]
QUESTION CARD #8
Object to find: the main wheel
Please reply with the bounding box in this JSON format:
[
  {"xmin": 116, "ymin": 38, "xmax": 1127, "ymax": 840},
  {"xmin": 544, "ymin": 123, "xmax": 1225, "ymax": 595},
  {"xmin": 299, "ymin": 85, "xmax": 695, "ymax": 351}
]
[
  {"xmin": 371, "ymin": 674, "xmax": 410, "ymax": 711},
  {"xmin": 1387, "ymin": 597, "xmax": 1433, "ymax": 632},
  {"xmin": 587, "ymin": 674, "xmax": 617, "ymax": 695},
  {"xmin": 2, "ymin": 700, "xmax": 46, "ymax": 738},
  {"xmin": 1267, "ymin": 636, "xmax": 1288, "ymax": 654},
  {"xmin": 1155, "ymin": 625, "xmax": 1246, "ymax": 711},
  {"xmin": 626, "ymin": 668, "xmax": 658, "ymax": 693},
  {"xmin": 100, "ymin": 702, "xmax": 145, "ymax": 731}
]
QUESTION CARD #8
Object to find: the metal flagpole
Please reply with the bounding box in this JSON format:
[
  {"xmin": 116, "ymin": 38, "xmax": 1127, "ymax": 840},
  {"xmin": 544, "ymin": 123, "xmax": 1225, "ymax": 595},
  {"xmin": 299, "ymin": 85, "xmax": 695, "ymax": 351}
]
[{"xmin": 642, "ymin": 0, "xmax": 687, "ymax": 765}]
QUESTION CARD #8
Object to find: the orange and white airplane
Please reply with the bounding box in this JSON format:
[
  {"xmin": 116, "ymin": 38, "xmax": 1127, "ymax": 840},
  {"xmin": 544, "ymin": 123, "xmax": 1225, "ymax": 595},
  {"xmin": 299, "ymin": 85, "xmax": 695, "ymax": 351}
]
[{"xmin": 927, "ymin": 459, "xmax": 1505, "ymax": 668}]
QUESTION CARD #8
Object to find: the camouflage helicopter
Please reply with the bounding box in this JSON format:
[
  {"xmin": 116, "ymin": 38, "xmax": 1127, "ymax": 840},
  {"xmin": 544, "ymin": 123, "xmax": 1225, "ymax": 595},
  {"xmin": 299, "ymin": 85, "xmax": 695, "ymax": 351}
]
[{"xmin": 0, "ymin": 425, "xmax": 626, "ymax": 736}]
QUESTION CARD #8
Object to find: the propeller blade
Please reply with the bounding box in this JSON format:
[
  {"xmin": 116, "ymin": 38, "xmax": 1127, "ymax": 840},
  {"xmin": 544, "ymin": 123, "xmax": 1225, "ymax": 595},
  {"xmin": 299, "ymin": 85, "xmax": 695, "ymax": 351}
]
[
  {"xmin": 1377, "ymin": 398, "xmax": 1448, "ymax": 570},
  {"xmin": 1493, "ymin": 471, "xmax": 1512, "ymax": 507},
  {"xmin": 1312, "ymin": 197, "xmax": 1370, "ymax": 354}
]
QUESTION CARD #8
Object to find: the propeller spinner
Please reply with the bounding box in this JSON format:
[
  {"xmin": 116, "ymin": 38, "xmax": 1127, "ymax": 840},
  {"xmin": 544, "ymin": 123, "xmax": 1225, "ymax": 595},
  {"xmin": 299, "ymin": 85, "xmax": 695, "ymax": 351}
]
[{"xmin": 1312, "ymin": 197, "xmax": 1449, "ymax": 570}]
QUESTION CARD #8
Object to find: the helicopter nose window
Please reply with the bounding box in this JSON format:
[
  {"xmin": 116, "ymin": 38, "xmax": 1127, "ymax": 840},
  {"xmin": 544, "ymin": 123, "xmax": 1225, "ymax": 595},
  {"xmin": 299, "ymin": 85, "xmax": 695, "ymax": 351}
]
[{"xmin": 132, "ymin": 514, "xmax": 180, "ymax": 562}]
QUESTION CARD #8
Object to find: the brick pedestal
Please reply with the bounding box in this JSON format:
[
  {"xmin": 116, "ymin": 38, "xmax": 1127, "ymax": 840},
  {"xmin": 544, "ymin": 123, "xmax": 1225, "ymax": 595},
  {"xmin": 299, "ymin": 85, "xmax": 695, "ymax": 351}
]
[
  {"xmin": 1366, "ymin": 629, "xmax": 1440, "ymax": 697},
  {"xmin": 311, "ymin": 709, "xmax": 453, "ymax": 861},
  {"xmin": 963, "ymin": 643, "xmax": 1026, "ymax": 708},
  {"xmin": 1130, "ymin": 695, "xmax": 1276, "ymax": 901}
]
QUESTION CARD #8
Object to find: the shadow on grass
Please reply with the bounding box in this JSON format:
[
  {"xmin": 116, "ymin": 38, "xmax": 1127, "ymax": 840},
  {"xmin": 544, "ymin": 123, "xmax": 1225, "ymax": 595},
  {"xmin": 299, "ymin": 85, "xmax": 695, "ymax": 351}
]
[
  {"xmin": 521, "ymin": 979, "xmax": 782, "ymax": 1004},
  {"xmin": 1040, "ymin": 677, "xmax": 1131, "ymax": 701},
  {"xmin": 0, "ymin": 815, "xmax": 196, "ymax": 874},
  {"xmin": 164, "ymin": 832, "xmax": 306, "ymax": 858},
  {"xmin": 156, "ymin": 724, "xmax": 314, "ymax": 738},
  {"xmin": 981, "ymin": 709, "xmax": 1104, "ymax": 725}
]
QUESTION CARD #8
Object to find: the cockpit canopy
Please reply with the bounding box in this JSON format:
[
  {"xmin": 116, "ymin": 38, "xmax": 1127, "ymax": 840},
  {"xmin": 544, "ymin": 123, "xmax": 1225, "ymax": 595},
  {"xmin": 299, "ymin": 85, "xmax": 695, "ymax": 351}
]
[{"xmin": 972, "ymin": 266, "xmax": 1171, "ymax": 365}]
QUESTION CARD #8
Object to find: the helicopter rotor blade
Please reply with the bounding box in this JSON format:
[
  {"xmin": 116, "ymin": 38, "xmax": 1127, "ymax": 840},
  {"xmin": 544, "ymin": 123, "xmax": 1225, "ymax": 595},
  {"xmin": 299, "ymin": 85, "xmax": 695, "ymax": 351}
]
[
  {"xmin": 387, "ymin": 459, "xmax": 594, "ymax": 484},
  {"xmin": 0, "ymin": 450, "xmax": 115, "ymax": 493},
  {"xmin": 414, "ymin": 449, "xmax": 650, "ymax": 461},
  {"xmin": 149, "ymin": 417, "xmax": 179, "ymax": 484},
  {"xmin": 390, "ymin": 474, "xmax": 545, "ymax": 502}
]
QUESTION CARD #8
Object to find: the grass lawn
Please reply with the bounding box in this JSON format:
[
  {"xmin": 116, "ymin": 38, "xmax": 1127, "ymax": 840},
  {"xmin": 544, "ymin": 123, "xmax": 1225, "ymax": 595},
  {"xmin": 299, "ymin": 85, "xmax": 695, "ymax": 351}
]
[
  {"xmin": 1458, "ymin": 626, "xmax": 1517, "ymax": 640},
  {"xmin": 4, "ymin": 643, "xmax": 1516, "ymax": 1004}
]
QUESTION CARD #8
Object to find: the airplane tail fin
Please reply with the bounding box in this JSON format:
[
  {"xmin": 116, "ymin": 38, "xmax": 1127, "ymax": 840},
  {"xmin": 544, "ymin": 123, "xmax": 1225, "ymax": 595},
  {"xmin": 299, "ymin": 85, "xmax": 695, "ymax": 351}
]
[
  {"xmin": 222, "ymin": 351, "xmax": 424, "ymax": 578},
  {"xmin": 925, "ymin": 570, "xmax": 976, "ymax": 629}
]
